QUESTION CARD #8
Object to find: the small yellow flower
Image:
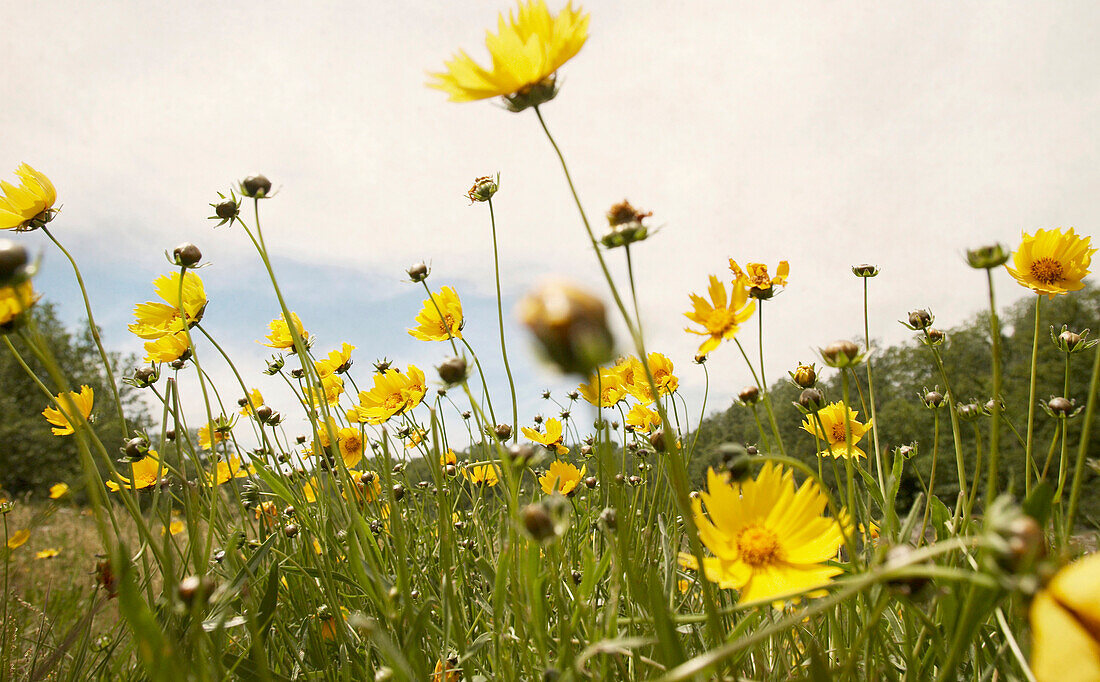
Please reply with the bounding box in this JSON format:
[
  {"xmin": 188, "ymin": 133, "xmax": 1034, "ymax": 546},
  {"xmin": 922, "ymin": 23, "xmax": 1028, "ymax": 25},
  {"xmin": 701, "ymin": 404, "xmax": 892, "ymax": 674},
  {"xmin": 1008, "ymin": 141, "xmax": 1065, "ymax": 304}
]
[
  {"xmin": 409, "ymin": 286, "xmax": 464, "ymax": 341},
  {"xmin": 107, "ymin": 451, "xmax": 166, "ymax": 492},
  {"xmin": 41, "ymin": 385, "xmax": 94, "ymax": 436},
  {"xmin": 625, "ymin": 403, "xmax": 661, "ymax": 434},
  {"xmin": 729, "ymin": 260, "xmax": 789, "ymax": 294},
  {"xmin": 316, "ymin": 342, "xmax": 356, "ymax": 374},
  {"xmin": 799, "ymin": 401, "xmax": 872, "ymax": 459},
  {"xmin": 677, "ymin": 578, "xmax": 691, "ymax": 594},
  {"xmin": 347, "ymin": 470, "xmax": 383, "ymax": 505},
  {"xmin": 310, "ymin": 373, "xmax": 345, "ymax": 408},
  {"xmin": 578, "ymin": 367, "xmax": 627, "ymax": 408},
  {"xmin": 355, "ymin": 365, "xmax": 427, "ymax": 424},
  {"xmin": 260, "ymin": 312, "xmax": 309, "ymax": 350},
  {"xmin": 463, "ymin": 463, "xmax": 500, "ymax": 488},
  {"xmin": 1030, "ymin": 551, "xmax": 1100, "ymax": 682},
  {"xmin": 336, "ymin": 427, "xmax": 364, "ymax": 469},
  {"xmin": 1005, "ymin": 228, "xmax": 1095, "ymax": 299},
  {"xmin": 428, "ymin": 0, "xmax": 589, "ymax": 109},
  {"xmin": 35, "ymin": 548, "xmax": 60, "ymax": 560},
  {"xmin": 239, "ymin": 388, "xmax": 264, "ymax": 416},
  {"xmin": 143, "ymin": 331, "xmax": 190, "ymax": 364},
  {"xmin": 684, "ymin": 275, "xmax": 755, "ymax": 355},
  {"xmin": 539, "ymin": 460, "xmax": 585, "ymax": 495},
  {"xmin": 203, "ymin": 455, "xmax": 249, "ymax": 487},
  {"xmin": 522, "ymin": 417, "xmax": 568, "ymax": 455},
  {"xmin": 679, "ymin": 463, "xmax": 846, "ymax": 604},
  {"xmin": 48, "ymin": 483, "xmax": 70, "ymax": 499},
  {"xmin": 7, "ymin": 529, "xmax": 30, "ymax": 549},
  {"xmin": 432, "ymin": 657, "xmax": 461, "ymax": 682},
  {"xmin": 0, "ymin": 280, "xmax": 39, "ymax": 326},
  {"xmin": 162, "ymin": 518, "xmax": 185, "ymax": 536},
  {"xmin": 440, "ymin": 449, "xmax": 458, "ymax": 466},
  {"xmin": 0, "ymin": 163, "xmax": 56, "ymax": 231},
  {"xmin": 198, "ymin": 423, "xmax": 230, "ymax": 451},
  {"xmin": 128, "ymin": 272, "xmax": 207, "ymax": 340}
]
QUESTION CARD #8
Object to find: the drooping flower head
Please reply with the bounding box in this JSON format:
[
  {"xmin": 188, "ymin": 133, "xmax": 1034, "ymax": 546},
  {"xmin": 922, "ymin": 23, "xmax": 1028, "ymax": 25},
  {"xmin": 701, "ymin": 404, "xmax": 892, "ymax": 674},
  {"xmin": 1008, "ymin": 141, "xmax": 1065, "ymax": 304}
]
[
  {"xmin": 679, "ymin": 463, "xmax": 846, "ymax": 604},
  {"xmin": 540, "ymin": 460, "xmax": 585, "ymax": 495},
  {"xmin": 355, "ymin": 365, "xmax": 427, "ymax": 424},
  {"xmin": 799, "ymin": 401, "xmax": 872, "ymax": 459},
  {"xmin": 729, "ymin": 260, "xmax": 789, "ymax": 299},
  {"xmin": 1005, "ymin": 228, "xmax": 1095, "ymax": 299},
  {"xmin": 409, "ymin": 286, "xmax": 464, "ymax": 341},
  {"xmin": 260, "ymin": 312, "xmax": 309, "ymax": 350},
  {"xmin": 316, "ymin": 343, "xmax": 356, "ymax": 375},
  {"xmin": 0, "ymin": 163, "xmax": 57, "ymax": 231},
  {"xmin": 128, "ymin": 272, "xmax": 207, "ymax": 340},
  {"xmin": 429, "ymin": 0, "xmax": 590, "ymax": 111},
  {"xmin": 107, "ymin": 451, "xmax": 166, "ymax": 492},
  {"xmin": 684, "ymin": 275, "xmax": 756, "ymax": 354},
  {"xmin": 1030, "ymin": 551, "xmax": 1100, "ymax": 682},
  {"xmin": 41, "ymin": 385, "xmax": 94, "ymax": 436},
  {"xmin": 522, "ymin": 417, "xmax": 568, "ymax": 455}
]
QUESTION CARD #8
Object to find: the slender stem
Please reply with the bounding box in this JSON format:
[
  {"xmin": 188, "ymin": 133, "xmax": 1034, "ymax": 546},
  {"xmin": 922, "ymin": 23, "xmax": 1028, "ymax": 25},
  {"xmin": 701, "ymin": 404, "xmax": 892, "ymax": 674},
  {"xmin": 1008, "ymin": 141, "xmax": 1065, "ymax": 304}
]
[
  {"xmin": 862, "ymin": 279, "xmax": 885, "ymax": 494},
  {"xmin": 985, "ymin": 270, "xmax": 1002, "ymax": 506},
  {"xmin": 1024, "ymin": 296, "xmax": 1041, "ymax": 495},
  {"xmin": 1066, "ymin": 342, "xmax": 1100, "ymax": 531},
  {"xmin": 487, "ymin": 198, "xmax": 519, "ymax": 441},
  {"xmin": 756, "ymin": 303, "xmax": 785, "ymax": 455}
]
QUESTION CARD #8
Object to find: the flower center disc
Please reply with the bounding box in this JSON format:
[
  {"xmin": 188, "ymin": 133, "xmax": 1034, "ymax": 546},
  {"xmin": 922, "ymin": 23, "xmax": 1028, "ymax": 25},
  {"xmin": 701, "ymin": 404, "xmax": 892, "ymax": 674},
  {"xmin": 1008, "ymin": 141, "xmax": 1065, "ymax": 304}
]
[
  {"xmin": 1030, "ymin": 257, "xmax": 1064, "ymax": 285},
  {"xmin": 830, "ymin": 422, "xmax": 849, "ymax": 444},
  {"xmin": 737, "ymin": 524, "xmax": 781, "ymax": 567}
]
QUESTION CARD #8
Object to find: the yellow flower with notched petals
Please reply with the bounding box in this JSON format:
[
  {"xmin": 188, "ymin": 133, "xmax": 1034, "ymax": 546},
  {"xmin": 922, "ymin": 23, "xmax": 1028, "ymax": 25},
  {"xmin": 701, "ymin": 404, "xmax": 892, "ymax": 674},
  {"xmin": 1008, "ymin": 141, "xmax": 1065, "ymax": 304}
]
[
  {"xmin": 409, "ymin": 286, "xmax": 464, "ymax": 342},
  {"xmin": 799, "ymin": 401, "xmax": 872, "ymax": 459},
  {"xmin": 260, "ymin": 312, "xmax": 309, "ymax": 350},
  {"xmin": 0, "ymin": 163, "xmax": 56, "ymax": 231},
  {"xmin": 679, "ymin": 463, "xmax": 846, "ymax": 604},
  {"xmin": 539, "ymin": 460, "xmax": 584, "ymax": 495},
  {"xmin": 1030, "ymin": 551, "xmax": 1100, "ymax": 682},
  {"xmin": 41, "ymin": 385, "xmax": 94, "ymax": 436},
  {"xmin": 198, "ymin": 423, "xmax": 230, "ymax": 451},
  {"xmin": 440, "ymin": 449, "xmax": 458, "ymax": 466},
  {"xmin": 203, "ymin": 455, "xmax": 250, "ymax": 487},
  {"xmin": 428, "ymin": 0, "xmax": 589, "ymax": 107},
  {"xmin": 522, "ymin": 417, "xmax": 568, "ymax": 455},
  {"xmin": 1005, "ymin": 228, "xmax": 1095, "ymax": 299},
  {"xmin": 143, "ymin": 331, "xmax": 190, "ymax": 364},
  {"xmin": 316, "ymin": 343, "xmax": 356, "ymax": 375},
  {"xmin": 578, "ymin": 367, "xmax": 627, "ymax": 408},
  {"xmin": 355, "ymin": 365, "xmax": 426, "ymax": 424},
  {"xmin": 625, "ymin": 403, "xmax": 660, "ymax": 434},
  {"xmin": 7, "ymin": 529, "xmax": 30, "ymax": 549},
  {"xmin": 729, "ymin": 260, "xmax": 789, "ymax": 293},
  {"xmin": 0, "ymin": 280, "xmax": 39, "ymax": 326},
  {"xmin": 107, "ymin": 451, "xmax": 166, "ymax": 492},
  {"xmin": 684, "ymin": 275, "xmax": 755, "ymax": 355},
  {"xmin": 463, "ymin": 463, "xmax": 500, "ymax": 488},
  {"xmin": 128, "ymin": 272, "xmax": 207, "ymax": 340}
]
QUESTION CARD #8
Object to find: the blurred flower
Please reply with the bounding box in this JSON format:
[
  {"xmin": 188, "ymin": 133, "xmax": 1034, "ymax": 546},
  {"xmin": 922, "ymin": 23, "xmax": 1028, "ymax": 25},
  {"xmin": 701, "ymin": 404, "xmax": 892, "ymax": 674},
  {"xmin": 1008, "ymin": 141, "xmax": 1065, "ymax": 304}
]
[
  {"xmin": 35, "ymin": 548, "xmax": 60, "ymax": 560},
  {"xmin": 0, "ymin": 163, "xmax": 56, "ymax": 231},
  {"xmin": 684, "ymin": 275, "xmax": 755, "ymax": 354},
  {"xmin": 48, "ymin": 483, "xmax": 69, "ymax": 499},
  {"xmin": 522, "ymin": 417, "xmax": 569, "ymax": 455},
  {"xmin": 239, "ymin": 388, "xmax": 264, "ymax": 416},
  {"xmin": 143, "ymin": 331, "xmax": 191, "ymax": 364},
  {"xmin": 162, "ymin": 518, "xmax": 185, "ymax": 536},
  {"xmin": 260, "ymin": 312, "xmax": 309, "ymax": 350},
  {"xmin": 625, "ymin": 403, "xmax": 661, "ymax": 434},
  {"xmin": 409, "ymin": 286, "xmax": 464, "ymax": 341},
  {"xmin": 1030, "ymin": 551, "xmax": 1100, "ymax": 682},
  {"xmin": 355, "ymin": 365, "xmax": 427, "ymax": 424},
  {"xmin": 107, "ymin": 451, "xmax": 165, "ymax": 491},
  {"xmin": 1006, "ymin": 228, "xmax": 1095, "ymax": 299},
  {"xmin": 440, "ymin": 449, "xmax": 458, "ymax": 466},
  {"xmin": 616, "ymin": 353, "xmax": 677, "ymax": 404},
  {"xmin": 463, "ymin": 463, "xmax": 500, "ymax": 487},
  {"xmin": 601, "ymin": 200, "xmax": 653, "ymax": 248},
  {"xmin": 203, "ymin": 455, "xmax": 250, "ymax": 487},
  {"xmin": 540, "ymin": 460, "xmax": 585, "ymax": 495},
  {"xmin": 519, "ymin": 279, "xmax": 615, "ymax": 375},
  {"xmin": 678, "ymin": 463, "xmax": 846, "ymax": 603},
  {"xmin": 41, "ymin": 385, "xmax": 94, "ymax": 436},
  {"xmin": 128, "ymin": 272, "xmax": 207, "ymax": 340},
  {"xmin": 432, "ymin": 657, "xmax": 461, "ymax": 682},
  {"xmin": 0, "ymin": 280, "xmax": 39, "ymax": 328},
  {"xmin": 799, "ymin": 401, "xmax": 872, "ymax": 459},
  {"xmin": 7, "ymin": 529, "xmax": 29, "ymax": 549},
  {"xmin": 428, "ymin": 0, "xmax": 589, "ymax": 111},
  {"xmin": 729, "ymin": 260, "xmax": 789, "ymax": 300},
  {"xmin": 577, "ymin": 367, "xmax": 627, "ymax": 408}
]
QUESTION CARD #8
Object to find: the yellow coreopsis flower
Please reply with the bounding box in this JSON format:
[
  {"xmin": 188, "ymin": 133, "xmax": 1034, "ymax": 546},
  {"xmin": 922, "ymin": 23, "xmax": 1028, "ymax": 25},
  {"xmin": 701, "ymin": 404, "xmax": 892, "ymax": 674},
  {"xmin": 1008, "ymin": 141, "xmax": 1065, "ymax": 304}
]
[
  {"xmin": 48, "ymin": 483, "xmax": 70, "ymax": 499},
  {"xmin": 1030, "ymin": 551, "xmax": 1100, "ymax": 682},
  {"xmin": 432, "ymin": 657, "xmax": 461, "ymax": 682},
  {"xmin": 578, "ymin": 367, "xmax": 628, "ymax": 408},
  {"xmin": 0, "ymin": 280, "xmax": 39, "ymax": 326},
  {"xmin": 41, "ymin": 385, "xmax": 94, "ymax": 436},
  {"xmin": 238, "ymin": 388, "xmax": 264, "ymax": 416},
  {"xmin": 107, "ymin": 451, "xmax": 165, "ymax": 492},
  {"xmin": 336, "ymin": 427, "xmax": 364, "ymax": 468},
  {"xmin": 463, "ymin": 463, "xmax": 500, "ymax": 488},
  {"xmin": 616, "ymin": 353, "xmax": 678, "ymax": 403},
  {"xmin": 522, "ymin": 417, "xmax": 568, "ymax": 455},
  {"xmin": 799, "ymin": 401, "xmax": 872, "ymax": 459},
  {"xmin": 0, "ymin": 163, "xmax": 56, "ymax": 231},
  {"xmin": 428, "ymin": 0, "xmax": 590, "ymax": 110},
  {"xmin": 1005, "ymin": 228, "xmax": 1095, "ymax": 299},
  {"xmin": 35, "ymin": 548, "xmax": 61, "ymax": 560},
  {"xmin": 409, "ymin": 286, "xmax": 464, "ymax": 342},
  {"xmin": 162, "ymin": 518, "xmax": 185, "ymax": 536},
  {"xmin": 440, "ymin": 449, "xmax": 458, "ymax": 466},
  {"xmin": 679, "ymin": 463, "xmax": 846, "ymax": 604},
  {"xmin": 143, "ymin": 331, "xmax": 190, "ymax": 364},
  {"xmin": 316, "ymin": 343, "xmax": 356, "ymax": 375},
  {"xmin": 539, "ymin": 460, "xmax": 585, "ymax": 495},
  {"xmin": 128, "ymin": 272, "xmax": 207, "ymax": 340},
  {"xmin": 310, "ymin": 373, "xmax": 345, "ymax": 408},
  {"xmin": 355, "ymin": 365, "xmax": 427, "ymax": 424},
  {"xmin": 7, "ymin": 529, "xmax": 30, "ymax": 549},
  {"xmin": 260, "ymin": 312, "xmax": 309, "ymax": 350},
  {"xmin": 625, "ymin": 403, "xmax": 661, "ymax": 434},
  {"xmin": 198, "ymin": 423, "xmax": 230, "ymax": 451},
  {"xmin": 684, "ymin": 275, "xmax": 756, "ymax": 355},
  {"xmin": 204, "ymin": 455, "xmax": 250, "ymax": 487},
  {"xmin": 729, "ymin": 260, "xmax": 789, "ymax": 297}
]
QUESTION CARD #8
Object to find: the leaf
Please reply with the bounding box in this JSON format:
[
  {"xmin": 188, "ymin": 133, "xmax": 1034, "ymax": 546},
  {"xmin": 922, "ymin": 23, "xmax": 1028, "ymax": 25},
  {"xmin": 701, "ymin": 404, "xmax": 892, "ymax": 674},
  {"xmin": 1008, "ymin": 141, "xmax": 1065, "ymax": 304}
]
[
  {"xmin": 1023, "ymin": 480, "xmax": 1055, "ymax": 527},
  {"xmin": 257, "ymin": 559, "xmax": 280, "ymax": 641}
]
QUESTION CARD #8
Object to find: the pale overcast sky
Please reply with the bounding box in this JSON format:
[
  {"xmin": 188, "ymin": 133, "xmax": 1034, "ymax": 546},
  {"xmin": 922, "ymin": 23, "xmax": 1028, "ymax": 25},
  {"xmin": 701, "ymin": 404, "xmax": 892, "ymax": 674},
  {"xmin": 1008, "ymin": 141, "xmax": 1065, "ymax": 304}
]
[{"xmin": 3, "ymin": 1, "xmax": 1097, "ymax": 448}]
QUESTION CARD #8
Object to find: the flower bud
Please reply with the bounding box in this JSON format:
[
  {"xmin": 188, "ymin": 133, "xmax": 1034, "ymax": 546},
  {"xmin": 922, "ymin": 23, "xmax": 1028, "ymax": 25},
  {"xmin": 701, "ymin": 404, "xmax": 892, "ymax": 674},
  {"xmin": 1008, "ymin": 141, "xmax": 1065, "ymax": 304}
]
[
  {"xmin": 798, "ymin": 388, "xmax": 826, "ymax": 411},
  {"xmin": 628, "ymin": 475, "xmax": 642, "ymax": 486},
  {"xmin": 122, "ymin": 436, "xmax": 149, "ymax": 462},
  {"xmin": 494, "ymin": 423, "xmax": 512, "ymax": 441},
  {"xmin": 239, "ymin": 174, "xmax": 272, "ymax": 198},
  {"xmin": 906, "ymin": 309, "xmax": 933, "ymax": 330},
  {"xmin": 215, "ymin": 199, "xmax": 239, "ymax": 221},
  {"xmin": 821, "ymin": 340, "xmax": 862, "ymax": 367},
  {"xmin": 956, "ymin": 403, "xmax": 982, "ymax": 421},
  {"xmin": 437, "ymin": 356, "xmax": 467, "ymax": 385},
  {"xmin": 255, "ymin": 405, "xmax": 274, "ymax": 423},
  {"xmin": 922, "ymin": 390, "xmax": 944, "ymax": 408},
  {"xmin": 648, "ymin": 429, "xmax": 666, "ymax": 452},
  {"xmin": 1047, "ymin": 396, "xmax": 1073, "ymax": 416},
  {"xmin": 926, "ymin": 328, "xmax": 945, "ymax": 344},
  {"xmin": 746, "ymin": 445, "xmax": 758, "ymax": 456},
  {"xmin": 406, "ymin": 262, "xmax": 429, "ymax": 283},
  {"xmin": 392, "ymin": 484, "xmax": 405, "ymax": 501},
  {"xmin": 466, "ymin": 175, "xmax": 499, "ymax": 203},
  {"xmin": 1059, "ymin": 330, "xmax": 1082, "ymax": 349},
  {"xmin": 737, "ymin": 386, "xmax": 760, "ymax": 405},
  {"xmin": 518, "ymin": 280, "xmax": 615, "ymax": 376},
  {"xmin": 130, "ymin": 365, "xmax": 159, "ymax": 389},
  {"xmin": 523, "ymin": 503, "xmax": 557, "ymax": 542},
  {"xmin": 851, "ymin": 264, "xmax": 879, "ymax": 278},
  {"xmin": 966, "ymin": 243, "xmax": 1010, "ymax": 269},
  {"xmin": 283, "ymin": 523, "xmax": 299, "ymax": 538},
  {"xmin": 599, "ymin": 507, "xmax": 617, "ymax": 531},
  {"xmin": 177, "ymin": 574, "xmax": 216, "ymax": 606},
  {"xmin": 0, "ymin": 239, "xmax": 29, "ymax": 284},
  {"xmin": 584, "ymin": 476, "xmax": 597, "ymax": 489},
  {"xmin": 172, "ymin": 242, "xmax": 202, "ymax": 268},
  {"xmin": 791, "ymin": 363, "xmax": 816, "ymax": 388},
  {"xmin": 571, "ymin": 570, "xmax": 583, "ymax": 585}
]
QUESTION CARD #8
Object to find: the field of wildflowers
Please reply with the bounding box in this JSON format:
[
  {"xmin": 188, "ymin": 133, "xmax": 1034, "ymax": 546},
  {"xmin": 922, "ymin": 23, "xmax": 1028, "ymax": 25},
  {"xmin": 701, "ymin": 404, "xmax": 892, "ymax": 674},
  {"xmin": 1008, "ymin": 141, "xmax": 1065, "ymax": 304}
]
[{"xmin": 1, "ymin": 1, "xmax": 1098, "ymax": 680}]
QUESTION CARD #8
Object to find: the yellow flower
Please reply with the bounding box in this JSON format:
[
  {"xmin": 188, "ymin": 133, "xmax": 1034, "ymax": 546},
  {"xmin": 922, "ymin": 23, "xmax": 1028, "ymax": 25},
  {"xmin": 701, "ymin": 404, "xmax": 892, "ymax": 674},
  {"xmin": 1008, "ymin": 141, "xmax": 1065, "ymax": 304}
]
[
  {"xmin": 625, "ymin": 403, "xmax": 660, "ymax": 434},
  {"xmin": 198, "ymin": 423, "xmax": 230, "ymax": 450},
  {"xmin": 107, "ymin": 451, "xmax": 166, "ymax": 492},
  {"xmin": 577, "ymin": 367, "xmax": 627, "ymax": 408},
  {"xmin": 355, "ymin": 365, "xmax": 427, "ymax": 424},
  {"xmin": 310, "ymin": 373, "xmax": 345, "ymax": 408},
  {"xmin": 729, "ymin": 260, "xmax": 789, "ymax": 293},
  {"xmin": 143, "ymin": 331, "xmax": 190, "ymax": 364},
  {"xmin": 239, "ymin": 388, "xmax": 264, "ymax": 416},
  {"xmin": 48, "ymin": 483, "xmax": 70, "ymax": 499},
  {"xmin": 7, "ymin": 529, "xmax": 30, "ymax": 549},
  {"xmin": 432, "ymin": 657, "xmax": 461, "ymax": 682},
  {"xmin": 409, "ymin": 286, "xmax": 464, "ymax": 342},
  {"xmin": 428, "ymin": 0, "xmax": 589, "ymax": 109},
  {"xmin": 684, "ymin": 275, "xmax": 755, "ymax": 355},
  {"xmin": 128, "ymin": 272, "xmax": 207, "ymax": 340},
  {"xmin": 0, "ymin": 280, "xmax": 39, "ymax": 326},
  {"xmin": 316, "ymin": 343, "xmax": 356, "ymax": 375},
  {"xmin": 203, "ymin": 455, "xmax": 250, "ymax": 487},
  {"xmin": 347, "ymin": 470, "xmax": 383, "ymax": 505},
  {"xmin": 260, "ymin": 312, "xmax": 309, "ymax": 350},
  {"xmin": 35, "ymin": 548, "xmax": 60, "ymax": 560},
  {"xmin": 162, "ymin": 517, "xmax": 185, "ymax": 536},
  {"xmin": 615, "ymin": 353, "xmax": 678, "ymax": 403},
  {"xmin": 539, "ymin": 460, "xmax": 585, "ymax": 495},
  {"xmin": 41, "ymin": 385, "xmax": 94, "ymax": 436},
  {"xmin": 522, "ymin": 417, "xmax": 568, "ymax": 455},
  {"xmin": 1030, "ymin": 551, "xmax": 1100, "ymax": 682},
  {"xmin": 679, "ymin": 463, "xmax": 846, "ymax": 604},
  {"xmin": 337, "ymin": 427, "xmax": 364, "ymax": 469},
  {"xmin": 463, "ymin": 463, "xmax": 500, "ymax": 488},
  {"xmin": 0, "ymin": 163, "xmax": 56, "ymax": 231},
  {"xmin": 440, "ymin": 449, "xmax": 458, "ymax": 466},
  {"xmin": 678, "ymin": 578, "xmax": 692, "ymax": 594},
  {"xmin": 1005, "ymin": 228, "xmax": 1095, "ymax": 299},
  {"xmin": 799, "ymin": 401, "xmax": 872, "ymax": 459}
]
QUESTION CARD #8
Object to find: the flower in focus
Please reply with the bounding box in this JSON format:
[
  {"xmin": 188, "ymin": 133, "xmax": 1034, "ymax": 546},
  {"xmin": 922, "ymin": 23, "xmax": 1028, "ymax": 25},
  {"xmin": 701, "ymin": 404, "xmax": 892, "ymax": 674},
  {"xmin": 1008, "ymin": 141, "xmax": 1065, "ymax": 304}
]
[
  {"xmin": 7, "ymin": 529, "xmax": 29, "ymax": 549},
  {"xmin": 0, "ymin": 163, "xmax": 57, "ymax": 231},
  {"xmin": 409, "ymin": 286, "xmax": 464, "ymax": 341},
  {"xmin": 316, "ymin": 343, "xmax": 356, "ymax": 374},
  {"xmin": 428, "ymin": 0, "xmax": 589, "ymax": 111},
  {"xmin": 617, "ymin": 353, "xmax": 678, "ymax": 403},
  {"xmin": 684, "ymin": 275, "xmax": 755, "ymax": 354},
  {"xmin": 204, "ymin": 455, "xmax": 250, "ymax": 487},
  {"xmin": 625, "ymin": 403, "xmax": 660, "ymax": 434},
  {"xmin": 143, "ymin": 331, "xmax": 191, "ymax": 364},
  {"xmin": 260, "ymin": 312, "xmax": 309, "ymax": 350},
  {"xmin": 799, "ymin": 401, "xmax": 872, "ymax": 459},
  {"xmin": 336, "ymin": 428, "xmax": 364, "ymax": 468},
  {"xmin": 577, "ymin": 367, "xmax": 627, "ymax": 408},
  {"xmin": 355, "ymin": 365, "xmax": 427, "ymax": 424},
  {"xmin": 0, "ymin": 280, "xmax": 39, "ymax": 328},
  {"xmin": 463, "ymin": 463, "xmax": 500, "ymax": 488},
  {"xmin": 539, "ymin": 459, "xmax": 584, "ymax": 495},
  {"xmin": 679, "ymin": 463, "xmax": 846, "ymax": 603},
  {"xmin": 729, "ymin": 260, "xmax": 789, "ymax": 299},
  {"xmin": 128, "ymin": 272, "xmax": 207, "ymax": 339},
  {"xmin": 35, "ymin": 548, "xmax": 60, "ymax": 560},
  {"xmin": 41, "ymin": 385, "xmax": 94, "ymax": 436},
  {"xmin": 1005, "ymin": 228, "xmax": 1095, "ymax": 299},
  {"xmin": 522, "ymin": 417, "xmax": 568, "ymax": 455},
  {"xmin": 1030, "ymin": 551, "xmax": 1100, "ymax": 682},
  {"xmin": 107, "ymin": 451, "xmax": 166, "ymax": 491},
  {"xmin": 239, "ymin": 388, "xmax": 264, "ymax": 416},
  {"xmin": 48, "ymin": 483, "xmax": 70, "ymax": 499}
]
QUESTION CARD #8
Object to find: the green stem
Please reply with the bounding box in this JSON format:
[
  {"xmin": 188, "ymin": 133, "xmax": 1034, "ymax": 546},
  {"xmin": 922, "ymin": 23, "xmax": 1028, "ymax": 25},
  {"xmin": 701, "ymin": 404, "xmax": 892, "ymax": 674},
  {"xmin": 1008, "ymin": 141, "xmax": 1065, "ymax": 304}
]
[
  {"xmin": 862, "ymin": 279, "xmax": 885, "ymax": 494},
  {"xmin": 1024, "ymin": 296, "xmax": 1041, "ymax": 495},
  {"xmin": 487, "ymin": 198, "xmax": 519, "ymax": 441},
  {"xmin": 1066, "ymin": 342, "xmax": 1100, "ymax": 531},
  {"xmin": 985, "ymin": 270, "xmax": 1003, "ymax": 506}
]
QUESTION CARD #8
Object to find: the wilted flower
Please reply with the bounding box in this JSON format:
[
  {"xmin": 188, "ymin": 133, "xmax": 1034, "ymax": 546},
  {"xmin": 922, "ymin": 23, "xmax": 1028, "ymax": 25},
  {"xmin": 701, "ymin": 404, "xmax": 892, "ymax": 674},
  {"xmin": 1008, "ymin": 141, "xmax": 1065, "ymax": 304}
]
[
  {"xmin": 41, "ymin": 385, "xmax": 94, "ymax": 436},
  {"xmin": 467, "ymin": 175, "xmax": 499, "ymax": 203},
  {"xmin": 0, "ymin": 163, "xmax": 57, "ymax": 231},
  {"xmin": 409, "ymin": 286, "xmax": 464, "ymax": 341},
  {"xmin": 601, "ymin": 200, "xmax": 653, "ymax": 248},
  {"xmin": 1005, "ymin": 228, "xmax": 1095, "ymax": 299},
  {"xmin": 684, "ymin": 275, "xmax": 755, "ymax": 354},
  {"xmin": 729, "ymin": 260, "xmax": 789, "ymax": 300}
]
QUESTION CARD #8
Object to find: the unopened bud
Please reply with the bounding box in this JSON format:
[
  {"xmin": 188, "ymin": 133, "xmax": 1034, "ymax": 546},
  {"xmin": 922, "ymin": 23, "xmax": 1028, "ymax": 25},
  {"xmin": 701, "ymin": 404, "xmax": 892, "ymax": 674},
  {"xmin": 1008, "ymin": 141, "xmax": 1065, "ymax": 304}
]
[
  {"xmin": 240, "ymin": 174, "xmax": 272, "ymax": 198},
  {"xmin": 791, "ymin": 363, "xmax": 816, "ymax": 388},
  {"xmin": 907, "ymin": 309, "xmax": 933, "ymax": 330},
  {"xmin": 1047, "ymin": 397, "xmax": 1073, "ymax": 416},
  {"xmin": 584, "ymin": 476, "xmax": 597, "ymax": 489},
  {"xmin": 851, "ymin": 264, "xmax": 879, "ymax": 277},
  {"xmin": 518, "ymin": 280, "xmax": 615, "ymax": 376},
  {"xmin": 799, "ymin": 388, "xmax": 825, "ymax": 410},
  {"xmin": 406, "ymin": 262, "xmax": 429, "ymax": 282},
  {"xmin": 437, "ymin": 356, "xmax": 467, "ymax": 384},
  {"xmin": 172, "ymin": 242, "xmax": 202, "ymax": 268},
  {"xmin": 822, "ymin": 340, "xmax": 861, "ymax": 367},
  {"xmin": 737, "ymin": 386, "xmax": 760, "ymax": 405},
  {"xmin": 523, "ymin": 503, "xmax": 557, "ymax": 542},
  {"xmin": 648, "ymin": 429, "xmax": 666, "ymax": 452},
  {"xmin": 494, "ymin": 423, "xmax": 512, "ymax": 441}
]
